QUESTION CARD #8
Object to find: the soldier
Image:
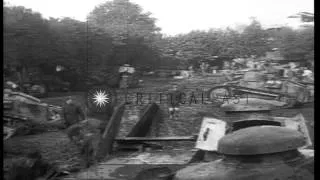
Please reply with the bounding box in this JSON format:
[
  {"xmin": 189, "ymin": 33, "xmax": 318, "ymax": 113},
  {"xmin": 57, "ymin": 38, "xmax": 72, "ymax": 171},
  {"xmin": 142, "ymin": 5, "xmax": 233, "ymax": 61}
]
[
  {"xmin": 66, "ymin": 122, "xmax": 99, "ymax": 168},
  {"xmin": 168, "ymin": 84, "xmax": 182, "ymax": 119},
  {"xmin": 302, "ymin": 68, "xmax": 313, "ymax": 82},
  {"xmin": 62, "ymin": 96, "xmax": 85, "ymax": 128},
  {"xmin": 188, "ymin": 65, "xmax": 194, "ymax": 78}
]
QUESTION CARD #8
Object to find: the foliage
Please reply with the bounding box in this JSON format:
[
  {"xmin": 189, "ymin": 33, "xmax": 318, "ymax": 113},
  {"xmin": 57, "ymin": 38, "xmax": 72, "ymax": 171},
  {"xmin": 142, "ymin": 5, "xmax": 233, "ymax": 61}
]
[
  {"xmin": 3, "ymin": 1, "xmax": 314, "ymax": 87},
  {"xmin": 4, "ymin": 5, "xmax": 115, "ymax": 88},
  {"xmin": 267, "ymin": 25, "xmax": 314, "ymax": 61},
  {"xmin": 4, "ymin": 6, "xmax": 52, "ymax": 67},
  {"xmin": 88, "ymin": 0, "xmax": 161, "ymax": 44},
  {"xmin": 88, "ymin": 0, "xmax": 161, "ymax": 67},
  {"xmin": 240, "ymin": 19, "xmax": 270, "ymax": 57},
  {"xmin": 158, "ymin": 19, "xmax": 270, "ymax": 68}
]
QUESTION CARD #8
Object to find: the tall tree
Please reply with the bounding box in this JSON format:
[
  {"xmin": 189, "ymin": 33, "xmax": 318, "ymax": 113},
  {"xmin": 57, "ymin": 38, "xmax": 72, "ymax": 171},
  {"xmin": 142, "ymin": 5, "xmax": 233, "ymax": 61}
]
[
  {"xmin": 268, "ymin": 26, "xmax": 314, "ymax": 62},
  {"xmin": 240, "ymin": 18, "xmax": 270, "ymax": 57},
  {"xmin": 88, "ymin": 0, "xmax": 161, "ymax": 66},
  {"xmin": 88, "ymin": 0, "xmax": 160, "ymax": 44},
  {"xmin": 4, "ymin": 6, "xmax": 51, "ymax": 70}
]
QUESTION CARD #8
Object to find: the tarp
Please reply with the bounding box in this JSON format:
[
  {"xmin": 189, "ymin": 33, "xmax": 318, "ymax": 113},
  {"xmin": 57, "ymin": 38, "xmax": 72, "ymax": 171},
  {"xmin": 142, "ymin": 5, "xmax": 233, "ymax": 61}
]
[
  {"xmin": 180, "ymin": 71, "xmax": 190, "ymax": 78},
  {"xmin": 233, "ymin": 58, "xmax": 246, "ymax": 65},
  {"xmin": 119, "ymin": 65, "xmax": 135, "ymax": 74}
]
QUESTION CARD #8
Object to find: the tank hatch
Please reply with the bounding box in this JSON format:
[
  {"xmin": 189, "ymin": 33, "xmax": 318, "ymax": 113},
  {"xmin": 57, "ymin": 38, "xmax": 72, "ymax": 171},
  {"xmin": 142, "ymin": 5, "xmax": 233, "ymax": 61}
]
[
  {"xmin": 218, "ymin": 126, "xmax": 306, "ymax": 155},
  {"xmin": 231, "ymin": 119, "xmax": 281, "ymax": 132}
]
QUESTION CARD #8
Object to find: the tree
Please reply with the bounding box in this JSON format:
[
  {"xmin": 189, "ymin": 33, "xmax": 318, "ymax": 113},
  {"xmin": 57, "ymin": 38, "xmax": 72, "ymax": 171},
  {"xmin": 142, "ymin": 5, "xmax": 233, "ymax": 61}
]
[
  {"xmin": 88, "ymin": 0, "xmax": 161, "ymax": 66},
  {"xmin": 239, "ymin": 18, "xmax": 270, "ymax": 57},
  {"xmin": 157, "ymin": 19, "xmax": 271, "ymax": 69},
  {"xmin": 157, "ymin": 30, "xmax": 223, "ymax": 68},
  {"xmin": 4, "ymin": 4, "xmax": 117, "ymax": 88},
  {"xmin": 88, "ymin": 0, "xmax": 160, "ymax": 44},
  {"xmin": 4, "ymin": 6, "xmax": 51, "ymax": 67},
  {"xmin": 268, "ymin": 26, "xmax": 314, "ymax": 62}
]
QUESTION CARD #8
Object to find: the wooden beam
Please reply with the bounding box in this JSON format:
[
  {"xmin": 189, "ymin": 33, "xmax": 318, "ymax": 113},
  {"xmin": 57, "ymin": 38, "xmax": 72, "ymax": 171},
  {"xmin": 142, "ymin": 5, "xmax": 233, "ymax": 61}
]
[
  {"xmin": 115, "ymin": 136, "xmax": 197, "ymax": 142},
  {"xmin": 96, "ymin": 103, "xmax": 125, "ymax": 159},
  {"xmin": 235, "ymin": 89, "xmax": 280, "ymax": 97},
  {"xmin": 127, "ymin": 103, "xmax": 159, "ymax": 137}
]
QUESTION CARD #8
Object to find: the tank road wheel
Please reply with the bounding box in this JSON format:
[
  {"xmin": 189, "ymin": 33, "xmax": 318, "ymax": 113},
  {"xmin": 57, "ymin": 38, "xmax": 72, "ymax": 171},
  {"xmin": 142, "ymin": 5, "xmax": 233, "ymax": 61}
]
[{"xmin": 207, "ymin": 86, "xmax": 233, "ymax": 104}]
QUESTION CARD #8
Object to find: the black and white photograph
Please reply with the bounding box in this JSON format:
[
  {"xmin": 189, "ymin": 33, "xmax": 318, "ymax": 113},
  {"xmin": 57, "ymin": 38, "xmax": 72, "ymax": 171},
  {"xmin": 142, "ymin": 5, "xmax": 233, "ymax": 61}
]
[{"xmin": 3, "ymin": 0, "xmax": 314, "ymax": 179}]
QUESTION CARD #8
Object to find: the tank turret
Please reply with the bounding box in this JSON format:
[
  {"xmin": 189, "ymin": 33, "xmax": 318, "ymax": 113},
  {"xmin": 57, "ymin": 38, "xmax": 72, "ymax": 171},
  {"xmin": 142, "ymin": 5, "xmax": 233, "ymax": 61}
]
[{"xmin": 174, "ymin": 126, "xmax": 314, "ymax": 180}]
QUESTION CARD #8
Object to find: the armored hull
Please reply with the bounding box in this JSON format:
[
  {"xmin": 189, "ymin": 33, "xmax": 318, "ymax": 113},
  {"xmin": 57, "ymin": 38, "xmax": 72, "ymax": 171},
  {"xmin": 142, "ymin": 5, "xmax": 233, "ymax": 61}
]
[
  {"xmin": 175, "ymin": 149, "xmax": 314, "ymax": 180},
  {"xmin": 207, "ymin": 71, "xmax": 313, "ymax": 108},
  {"xmin": 3, "ymin": 91, "xmax": 64, "ymax": 139},
  {"xmin": 174, "ymin": 126, "xmax": 314, "ymax": 180}
]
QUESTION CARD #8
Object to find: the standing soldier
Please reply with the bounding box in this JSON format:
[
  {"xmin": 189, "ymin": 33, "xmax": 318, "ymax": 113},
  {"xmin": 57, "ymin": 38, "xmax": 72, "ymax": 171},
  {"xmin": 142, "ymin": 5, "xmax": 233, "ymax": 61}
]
[
  {"xmin": 188, "ymin": 65, "xmax": 194, "ymax": 78},
  {"xmin": 63, "ymin": 96, "xmax": 100, "ymax": 167},
  {"xmin": 168, "ymin": 84, "xmax": 182, "ymax": 119},
  {"xmin": 63, "ymin": 96, "xmax": 85, "ymax": 128}
]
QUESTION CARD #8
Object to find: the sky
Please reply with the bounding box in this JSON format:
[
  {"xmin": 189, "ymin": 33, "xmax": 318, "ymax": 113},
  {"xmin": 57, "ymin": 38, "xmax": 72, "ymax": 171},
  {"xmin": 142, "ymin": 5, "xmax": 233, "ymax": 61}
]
[{"xmin": 6, "ymin": 0, "xmax": 314, "ymax": 35}]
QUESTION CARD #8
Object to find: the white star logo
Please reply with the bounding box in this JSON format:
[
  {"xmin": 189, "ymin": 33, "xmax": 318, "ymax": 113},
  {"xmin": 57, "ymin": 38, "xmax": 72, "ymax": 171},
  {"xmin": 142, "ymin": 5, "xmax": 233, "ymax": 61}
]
[{"xmin": 92, "ymin": 90, "xmax": 110, "ymax": 107}]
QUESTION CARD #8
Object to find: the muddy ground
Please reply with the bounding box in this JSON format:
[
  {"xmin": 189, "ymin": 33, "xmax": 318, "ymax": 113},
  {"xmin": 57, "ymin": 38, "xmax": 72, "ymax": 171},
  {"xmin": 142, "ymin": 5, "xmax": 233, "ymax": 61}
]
[{"xmin": 3, "ymin": 75, "xmax": 314, "ymax": 179}]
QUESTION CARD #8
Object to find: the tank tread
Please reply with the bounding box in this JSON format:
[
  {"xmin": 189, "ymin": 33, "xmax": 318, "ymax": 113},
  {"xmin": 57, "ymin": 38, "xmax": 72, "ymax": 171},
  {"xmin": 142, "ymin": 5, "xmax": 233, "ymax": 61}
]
[{"xmin": 3, "ymin": 113, "xmax": 30, "ymax": 121}]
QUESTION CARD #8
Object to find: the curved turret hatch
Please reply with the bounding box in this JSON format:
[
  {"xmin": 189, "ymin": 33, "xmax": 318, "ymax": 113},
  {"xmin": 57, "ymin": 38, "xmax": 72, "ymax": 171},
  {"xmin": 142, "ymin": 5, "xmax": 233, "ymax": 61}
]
[
  {"xmin": 218, "ymin": 126, "xmax": 306, "ymax": 155},
  {"xmin": 174, "ymin": 126, "xmax": 313, "ymax": 180},
  {"xmin": 231, "ymin": 119, "xmax": 281, "ymax": 132}
]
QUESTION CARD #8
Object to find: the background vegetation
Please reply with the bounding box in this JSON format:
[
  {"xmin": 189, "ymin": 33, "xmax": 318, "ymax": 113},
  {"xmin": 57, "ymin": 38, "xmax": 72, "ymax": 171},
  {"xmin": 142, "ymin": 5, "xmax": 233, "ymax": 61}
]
[{"xmin": 3, "ymin": 0, "xmax": 314, "ymax": 89}]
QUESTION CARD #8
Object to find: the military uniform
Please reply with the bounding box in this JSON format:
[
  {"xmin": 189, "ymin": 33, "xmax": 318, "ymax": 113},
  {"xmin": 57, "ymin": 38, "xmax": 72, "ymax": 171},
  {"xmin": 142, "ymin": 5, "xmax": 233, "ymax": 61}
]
[
  {"xmin": 63, "ymin": 102, "xmax": 85, "ymax": 128},
  {"xmin": 168, "ymin": 87, "xmax": 182, "ymax": 118}
]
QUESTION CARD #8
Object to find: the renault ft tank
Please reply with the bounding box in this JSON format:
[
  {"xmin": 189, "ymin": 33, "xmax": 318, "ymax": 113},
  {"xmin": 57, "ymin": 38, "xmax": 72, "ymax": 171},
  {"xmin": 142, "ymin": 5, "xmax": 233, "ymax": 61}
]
[
  {"xmin": 174, "ymin": 126, "xmax": 314, "ymax": 180},
  {"xmin": 3, "ymin": 90, "xmax": 64, "ymax": 140},
  {"xmin": 208, "ymin": 71, "xmax": 313, "ymax": 108}
]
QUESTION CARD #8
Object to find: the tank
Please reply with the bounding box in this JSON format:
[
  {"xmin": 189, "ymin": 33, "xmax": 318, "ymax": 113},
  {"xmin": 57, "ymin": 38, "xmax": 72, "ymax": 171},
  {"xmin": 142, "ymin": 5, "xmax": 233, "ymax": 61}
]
[
  {"xmin": 208, "ymin": 70, "xmax": 314, "ymax": 108},
  {"xmin": 174, "ymin": 126, "xmax": 314, "ymax": 180},
  {"xmin": 3, "ymin": 91, "xmax": 64, "ymax": 139},
  {"xmin": 239, "ymin": 71, "xmax": 266, "ymax": 89}
]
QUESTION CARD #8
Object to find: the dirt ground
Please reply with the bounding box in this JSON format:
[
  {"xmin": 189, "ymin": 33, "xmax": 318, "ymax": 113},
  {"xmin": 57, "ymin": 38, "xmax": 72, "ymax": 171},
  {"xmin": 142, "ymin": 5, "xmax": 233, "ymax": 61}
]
[{"xmin": 4, "ymin": 75, "xmax": 314, "ymax": 179}]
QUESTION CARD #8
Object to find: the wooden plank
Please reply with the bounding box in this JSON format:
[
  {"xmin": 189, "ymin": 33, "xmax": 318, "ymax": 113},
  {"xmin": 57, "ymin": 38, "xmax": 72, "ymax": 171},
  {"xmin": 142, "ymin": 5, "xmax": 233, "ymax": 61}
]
[
  {"xmin": 231, "ymin": 85, "xmax": 289, "ymax": 96},
  {"xmin": 115, "ymin": 136, "xmax": 196, "ymax": 142},
  {"xmin": 127, "ymin": 103, "xmax": 159, "ymax": 137},
  {"xmin": 235, "ymin": 89, "xmax": 280, "ymax": 97},
  {"xmin": 96, "ymin": 103, "xmax": 126, "ymax": 159},
  {"xmin": 10, "ymin": 92, "xmax": 41, "ymax": 103}
]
